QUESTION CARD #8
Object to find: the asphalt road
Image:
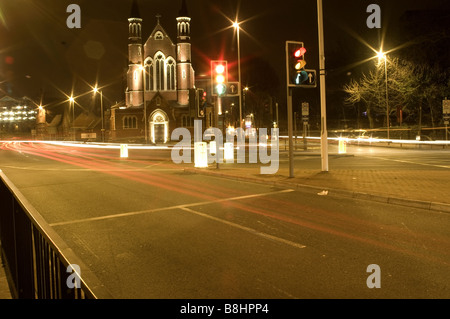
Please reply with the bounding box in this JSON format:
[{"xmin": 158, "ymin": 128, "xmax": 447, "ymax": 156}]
[{"xmin": 1, "ymin": 141, "xmax": 450, "ymax": 298}]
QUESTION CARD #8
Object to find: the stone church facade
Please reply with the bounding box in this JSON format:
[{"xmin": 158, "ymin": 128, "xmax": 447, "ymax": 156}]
[{"xmin": 110, "ymin": 0, "xmax": 196, "ymax": 143}]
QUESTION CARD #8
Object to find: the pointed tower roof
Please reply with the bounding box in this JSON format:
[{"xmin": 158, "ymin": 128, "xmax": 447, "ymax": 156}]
[
  {"xmin": 178, "ymin": 0, "xmax": 189, "ymax": 17},
  {"xmin": 130, "ymin": 0, "xmax": 141, "ymax": 19}
]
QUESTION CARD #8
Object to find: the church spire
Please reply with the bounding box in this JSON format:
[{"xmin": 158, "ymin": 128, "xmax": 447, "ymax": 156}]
[
  {"xmin": 130, "ymin": 0, "xmax": 141, "ymax": 19},
  {"xmin": 178, "ymin": 0, "xmax": 188, "ymax": 17},
  {"xmin": 176, "ymin": 0, "xmax": 190, "ymax": 41}
]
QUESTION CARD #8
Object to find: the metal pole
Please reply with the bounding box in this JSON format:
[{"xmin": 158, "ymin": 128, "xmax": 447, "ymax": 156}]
[
  {"xmin": 142, "ymin": 67, "xmax": 148, "ymax": 144},
  {"xmin": 100, "ymin": 91, "xmax": 104, "ymax": 142},
  {"xmin": 276, "ymin": 102, "xmax": 279, "ymax": 128},
  {"xmin": 294, "ymin": 112, "xmax": 297, "ymax": 150},
  {"xmin": 287, "ymin": 88, "xmax": 294, "ymax": 178},
  {"xmin": 385, "ymin": 57, "xmax": 389, "ymax": 139},
  {"xmin": 317, "ymin": 0, "xmax": 328, "ymax": 172},
  {"xmin": 237, "ymin": 26, "xmax": 243, "ymax": 129},
  {"xmin": 285, "ymin": 41, "xmax": 294, "ymax": 178},
  {"xmin": 72, "ymin": 101, "xmax": 74, "ymax": 141},
  {"xmin": 303, "ymin": 121, "xmax": 307, "ymax": 150}
]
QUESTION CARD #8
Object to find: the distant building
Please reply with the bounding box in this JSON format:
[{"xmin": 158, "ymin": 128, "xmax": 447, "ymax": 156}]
[
  {"xmin": 0, "ymin": 95, "xmax": 37, "ymax": 136},
  {"xmin": 110, "ymin": 0, "xmax": 196, "ymax": 143}
]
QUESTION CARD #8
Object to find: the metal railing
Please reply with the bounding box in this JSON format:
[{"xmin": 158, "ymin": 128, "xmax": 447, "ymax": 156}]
[{"xmin": 0, "ymin": 170, "xmax": 112, "ymax": 299}]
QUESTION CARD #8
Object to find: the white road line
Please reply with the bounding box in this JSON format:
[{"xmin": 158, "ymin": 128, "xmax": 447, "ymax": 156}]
[
  {"xmin": 49, "ymin": 189, "xmax": 294, "ymax": 227},
  {"xmin": 180, "ymin": 206, "xmax": 306, "ymax": 249},
  {"xmin": 368, "ymin": 156, "xmax": 450, "ymax": 169}
]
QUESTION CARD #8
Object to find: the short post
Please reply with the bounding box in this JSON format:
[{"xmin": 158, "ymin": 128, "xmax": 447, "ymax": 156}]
[{"xmin": 120, "ymin": 144, "xmax": 128, "ymax": 158}]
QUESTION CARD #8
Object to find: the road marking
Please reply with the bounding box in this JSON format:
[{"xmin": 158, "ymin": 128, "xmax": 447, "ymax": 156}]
[
  {"xmin": 368, "ymin": 156, "xmax": 450, "ymax": 169},
  {"xmin": 49, "ymin": 189, "xmax": 294, "ymax": 227},
  {"xmin": 180, "ymin": 206, "xmax": 306, "ymax": 249}
]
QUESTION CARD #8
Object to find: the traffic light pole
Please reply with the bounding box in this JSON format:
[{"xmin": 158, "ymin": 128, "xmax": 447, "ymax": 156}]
[
  {"xmin": 287, "ymin": 87, "xmax": 294, "ymax": 178},
  {"xmin": 317, "ymin": 0, "xmax": 329, "ymax": 172}
]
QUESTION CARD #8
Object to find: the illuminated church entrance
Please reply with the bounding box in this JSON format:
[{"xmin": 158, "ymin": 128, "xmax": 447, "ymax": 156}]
[{"xmin": 150, "ymin": 110, "xmax": 168, "ymax": 143}]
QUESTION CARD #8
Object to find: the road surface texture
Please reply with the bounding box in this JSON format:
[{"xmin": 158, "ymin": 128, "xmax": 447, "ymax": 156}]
[{"xmin": 0, "ymin": 141, "xmax": 449, "ymax": 298}]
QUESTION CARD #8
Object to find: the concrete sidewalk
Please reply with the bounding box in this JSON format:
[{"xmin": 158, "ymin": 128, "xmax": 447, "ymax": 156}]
[{"xmin": 184, "ymin": 150, "xmax": 450, "ymax": 213}]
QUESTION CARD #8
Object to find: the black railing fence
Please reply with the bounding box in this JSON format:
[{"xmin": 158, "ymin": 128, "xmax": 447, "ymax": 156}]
[{"xmin": 0, "ymin": 170, "xmax": 111, "ymax": 299}]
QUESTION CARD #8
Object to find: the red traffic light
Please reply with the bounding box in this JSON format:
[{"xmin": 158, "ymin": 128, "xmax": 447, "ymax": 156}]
[
  {"xmin": 215, "ymin": 64, "xmax": 225, "ymax": 74},
  {"xmin": 294, "ymin": 47, "xmax": 306, "ymax": 58}
]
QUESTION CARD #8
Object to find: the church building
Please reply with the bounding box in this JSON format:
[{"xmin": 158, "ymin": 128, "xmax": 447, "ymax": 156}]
[{"xmin": 110, "ymin": 0, "xmax": 196, "ymax": 143}]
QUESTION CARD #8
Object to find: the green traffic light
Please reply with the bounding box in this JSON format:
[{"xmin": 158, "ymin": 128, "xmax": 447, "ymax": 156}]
[{"xmin": 216, "ymin": 83, "xmax": 226, "ymax": 95}]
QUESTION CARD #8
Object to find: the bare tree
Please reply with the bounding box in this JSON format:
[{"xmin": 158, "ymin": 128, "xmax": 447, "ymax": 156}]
[{"xmin": 344, "ymin": 57, "xmax": 449, "ymax": 130}]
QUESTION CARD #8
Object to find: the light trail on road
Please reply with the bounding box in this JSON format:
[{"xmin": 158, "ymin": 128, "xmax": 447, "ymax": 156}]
[
  {"xmin": 0, "ymin": 141, "xmax": 241, "ymax": 201},
  {"xmin": 2, "ymin": 141, "xmax": 450, "ymax": 273}
]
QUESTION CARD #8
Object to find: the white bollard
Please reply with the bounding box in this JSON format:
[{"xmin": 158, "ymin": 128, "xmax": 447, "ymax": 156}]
[
  {"xmin": 338, "ymin": 138, "xmax": 347, "ymax": 154},
  {"xmin": 224, "ymin": 142, "xmax": 234, "ymax": 162},
  {"xmin": 120, "ymin": 144, "xmax": 128, "ymax": 158},
  {"xmin": 209, "ymin": 141, "xmax": 216, "ymax": 155},
  {"xmin": 194, "ymin": 142, "xmax": 208, "ymax": 168}
]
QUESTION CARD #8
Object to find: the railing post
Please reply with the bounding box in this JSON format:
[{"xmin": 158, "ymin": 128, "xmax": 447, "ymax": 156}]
[{"xmin": 13, "ymin": 204, "xmax": 34, "ymax": 298}]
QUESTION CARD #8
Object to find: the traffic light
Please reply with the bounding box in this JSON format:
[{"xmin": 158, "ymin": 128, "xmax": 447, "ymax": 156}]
[
  {"xmin": 286, "ymin": 41, "xmax": 309, "ymax": 87},
  {"xmin": 196, "ymin": 88, "xmax": 206, "ymax": 117},
  {"xmin": 211, "ymin": 60, "xmax": 228, "ymax": 96}
]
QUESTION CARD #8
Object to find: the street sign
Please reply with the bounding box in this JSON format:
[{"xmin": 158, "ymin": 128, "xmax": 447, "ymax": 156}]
[
  {"xmin": 301, "ymin": 102, "xmax": 309, "ymax": 116},
  {"xmin": 227, "ymin": 82, "xmax": 239, "ymax": 96},
  {"xmin": 443, "ymin": 99, "xmax": 450, "ymax": 115},
  {"xmin": 298, "ymin": 69, "xmax": 317, "ymax": 88},
  {"xmin": 301, "ymin": 102, "xmax": 309, "ymax": 122}
]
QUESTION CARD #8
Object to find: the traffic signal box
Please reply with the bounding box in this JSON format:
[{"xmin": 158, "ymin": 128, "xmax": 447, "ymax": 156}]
[
  {"xmin": 189, "ymin": 88, "xmax": 207, "ymax": 118},
  {"xmin": 211, "ymin": 60, "xmax": 228, "ymax": 96},
  {"xmin": 286, "ymin": 41, "xmax": 316, "ymax": 88},
  {"xmin": 197, "ymin": 88, "xmax": 206, "ymax": 117}
]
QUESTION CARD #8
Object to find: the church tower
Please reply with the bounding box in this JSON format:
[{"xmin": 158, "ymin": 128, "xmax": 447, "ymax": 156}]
[
  {"xmin": 176, "ymin": 0, "xmax": 194, "ymax": 106},
  {"xmin": 126, "ymin": 0, "xmax": 144, "ymax": 108}
]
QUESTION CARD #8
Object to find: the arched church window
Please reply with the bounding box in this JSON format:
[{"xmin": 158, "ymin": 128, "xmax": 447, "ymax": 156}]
[
  {"xmin": 166, "ymin": 58, "xmax": 176, "ymax": 90},
  {"xmin": 155, "ymin": 31, "xmax": 163, "ymax": 40},
  {"xmin": 123, "ymin": 116, "xmax": 138, "ymax": 129},
  {"xmin": 145, "ymin": 58, "xmax": 153, "ymax": 91},
  {"xmin": 155, "ymin": 54, "xmax": 165, "ymax": 91}
]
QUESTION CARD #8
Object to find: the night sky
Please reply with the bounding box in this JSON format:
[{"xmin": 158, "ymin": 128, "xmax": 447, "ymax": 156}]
[{"xmin": 0, "ymin": 0, "xmax": 448, "ymax": 110}]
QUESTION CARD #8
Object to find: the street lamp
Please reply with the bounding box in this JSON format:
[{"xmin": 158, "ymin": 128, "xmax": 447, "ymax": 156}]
[
  {"xmin": 233, "ymin": 21, "xmax": 243, "ymax": 129},
  {"xmin": 377, "ymin": 50, "xmax": 389, "ymax": 139},
  {"xmin": 69, "ymin": 96, "xmax": 75, "ymax": 140},
  {"xmin": 93, "ymin": 86, "xmax": 104, "ymax": 142},
  {"xmin": 139, "ymin": 65, "xmax": 148, "ymax": 143}
]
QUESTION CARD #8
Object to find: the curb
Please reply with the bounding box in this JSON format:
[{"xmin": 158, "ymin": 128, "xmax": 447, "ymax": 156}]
[{"xmin": 183, "ymin": 168, "xmax": 450, "ymax": 214}]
